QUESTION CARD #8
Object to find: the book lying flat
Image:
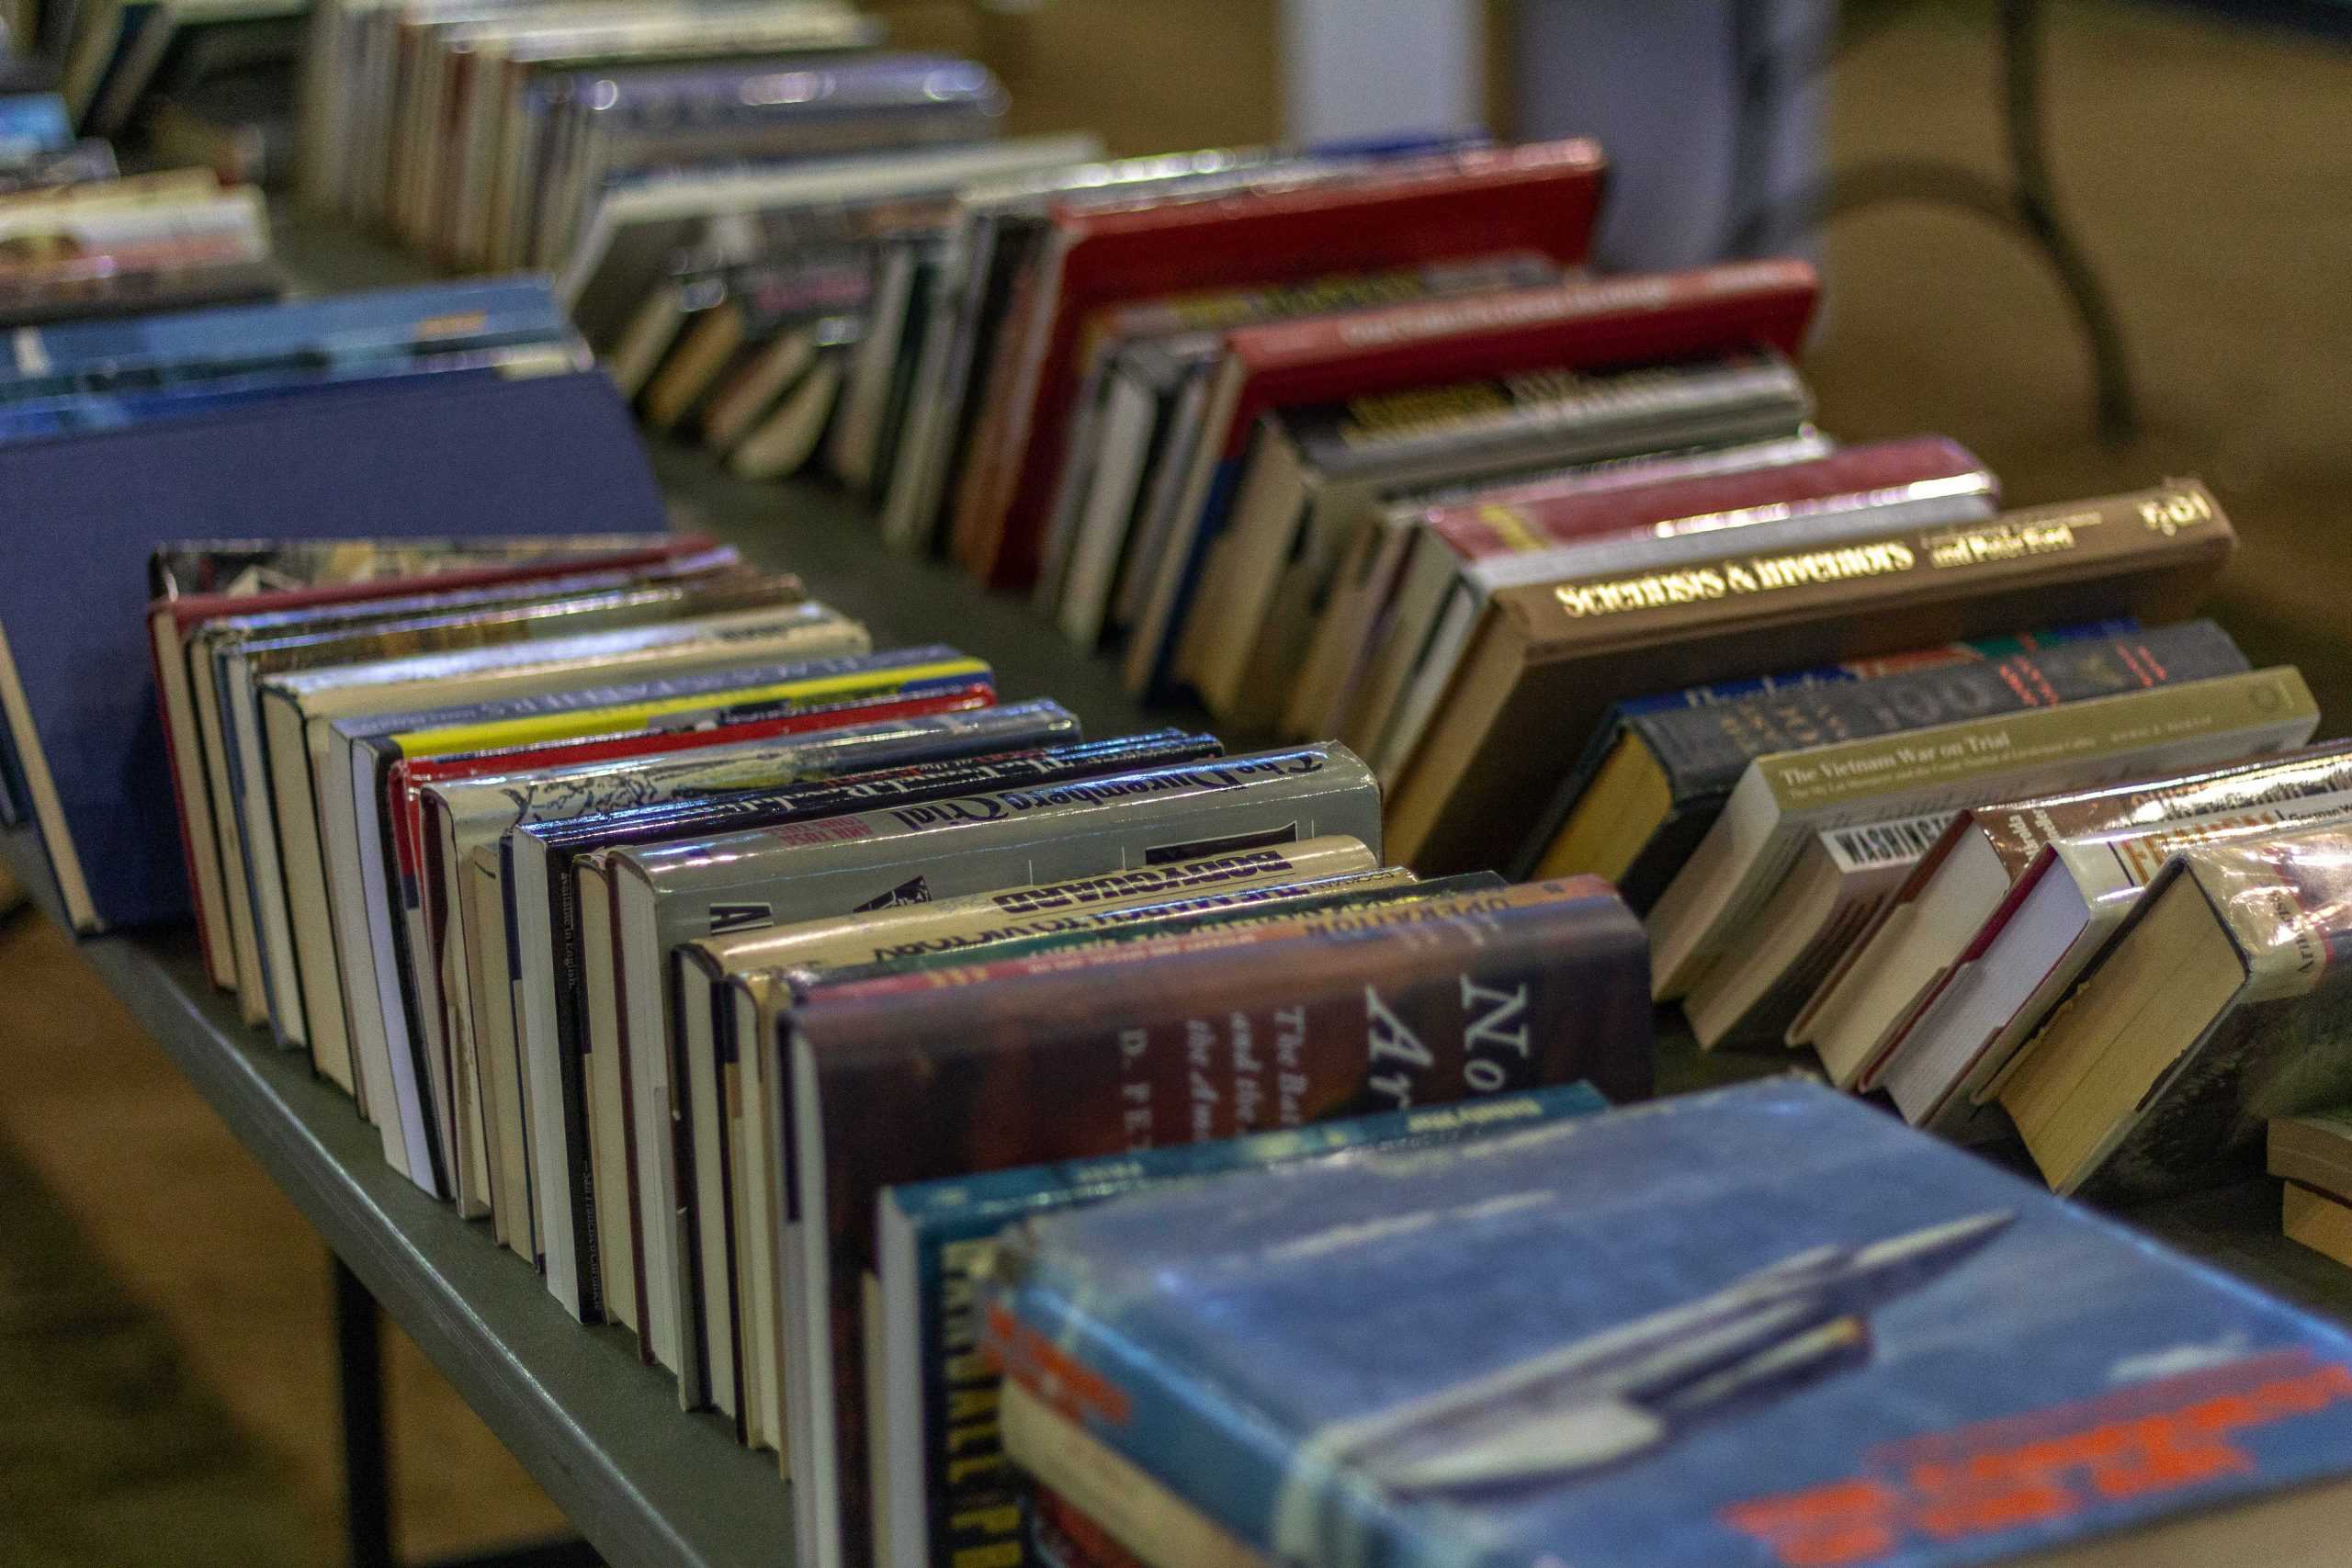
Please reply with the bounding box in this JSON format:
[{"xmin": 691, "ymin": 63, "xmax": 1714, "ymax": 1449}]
[{"xmin": 988, "ymin": 1076, "xmax": 2352, "ymax": 1568}]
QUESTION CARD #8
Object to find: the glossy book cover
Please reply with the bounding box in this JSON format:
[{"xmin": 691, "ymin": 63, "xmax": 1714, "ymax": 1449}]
[{"xmin": 987, "ymin": 1078, "xmax": 2352, "ymax": 1568}]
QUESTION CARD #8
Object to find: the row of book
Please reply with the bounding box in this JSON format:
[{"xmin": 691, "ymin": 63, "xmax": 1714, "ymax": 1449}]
[
  {"xmin": 0, "ymin": 126, "xmax": 279, "ymax": 323},
  {"xmin": 141, "ymin": 527, "xmax": 1668, "ymax": 1568}
]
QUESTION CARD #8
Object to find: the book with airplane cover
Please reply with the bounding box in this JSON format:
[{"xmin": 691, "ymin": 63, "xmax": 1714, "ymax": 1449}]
[
  {"xmin": 1385, "ymin": 481, "xmax": 2244, "ymax": 874},
  {"xmin": 950, "ymin": 140, "xmax": 1611, "ymax": 592},
  {"xmin": 1119, "ymin": 257, "xmax": 1820, "ymax": 702},
  {"xmin": 984, "ymin": 1076, "xmax": 2352, "ymax": 1568},
  {"xmin": 1798, "ymin": 739, "xmax": 2352, "ymax": 1101},
  {"xmin": 877, "ymin": 1081, "xmax": 1611, "ymax": 1568},
  {"xmin": 1339, "ymin": 432, "xmax": 1996, "ymax": 789},
  {"xmin": 1535, "ymin": 617, "xmax": 2251, "ymax": 911},
  {"xmin": 789, "ymin": 873, "xmax": 1650, "ymax": 1568},
  {"xmin": 1645, "ymin": 665, "xmax": 2320, "ymax": 1003},
  {"xmin": 1999, "ymin": 822, "xmax": 2352, "ymax": 1201}
]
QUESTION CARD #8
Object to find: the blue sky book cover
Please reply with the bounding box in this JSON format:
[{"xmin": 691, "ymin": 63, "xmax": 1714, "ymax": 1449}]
[
  {"xmin": 882, "ymin": 1083, "xmax": 1610, "ymax": 1568},
  {"xmin": 988, "ymin": 1078, "xmax": 2352, "ymax": 1568}
]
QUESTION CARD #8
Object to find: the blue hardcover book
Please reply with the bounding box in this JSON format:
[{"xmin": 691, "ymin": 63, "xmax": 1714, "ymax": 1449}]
[
  {"xmin": 987, "ymin": 1077, "xmax": 2352, "ymax": 1568},
  {"xmin": 0, "ymin": 93, "xmax": 71, "ymax": 155},
  {"xmin": 0, "ymin": 367, "xmax": 664, "ymax": 932},
  {"xmin": 878, "ymin": 1082, "xmax": 1609, "ymax": 1568},
  {"xmin": 0, "ymin": 276, "xmax": 572, "ymax": 399}
]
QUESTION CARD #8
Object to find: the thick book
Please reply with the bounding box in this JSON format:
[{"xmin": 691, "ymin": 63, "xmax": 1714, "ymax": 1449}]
[
  {"xmin": 2274, "ymin": 1110, "xmax": 2352, "ymax": 1207},
  {"xmin": 788, "ymin": 874, "xmax": 1652, "ymax": 1568},
  {"xmin": 1645, "ymin": 666, "xmax": 2321, "ymax": 1002},
  {"xmin": 1998, "ymin": 823, "xmax": 2352, "ymax": 1201},
  {"xmin": 0, "ymin": 366, "xmax": 662, "ymax": 932},
  {"xmin": 1120, "ymin": 258, "xmax": 1822, "ymax": 701},
  {"xmin": 877, "ymin": 1082, "xmax": 1611, "ymax": 1568},
  {"xmin": 612, "ymin": 740, "xmax": 1352, "ymax": 1402},
  {"xmin": 1342, "ymin": 434, "xmax": 1999, "ymax": 787},
  {"xmin": 1385, "ymin": 481, "xmax": 2244, "ymax": 874},
  {"xmin": 952, "ymin": 140, "xmax": 1611, "ymax": 591},
  {"xmin": 1536, "ymin": 618, "xmax": 2251, "ymax": 911},
  {"xmin": 1799, "ymin": 739, "xmax": 2352, "ymax": 1099},
  {"xmin": 984, "ymin": 1076, "xmax": 2352, "ymax": 1568}
]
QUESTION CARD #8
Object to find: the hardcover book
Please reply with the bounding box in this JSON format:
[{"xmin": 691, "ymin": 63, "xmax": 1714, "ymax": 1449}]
[
  {"xmin": 1534, "ymin": 618, "xmax": 2250, "ymax": 910},
  {"xmin": 1999, "ymin": 821, "xmax": 2352, "ymax": 1201},
  {"xmin": 789, "ymin": 874, "xmax": 1652, "ymax": 1568},
  {"xmin": 1386, "ymin": 481, "xmax": 2243, "ymax": 874},
  {"xmin": 987, "ymin": 1077, "xmax": 2352, "ymax": 1568},
  {"xmin": 877, "ymin": 1082, "xmax": 1611, "ymax": 1568}
]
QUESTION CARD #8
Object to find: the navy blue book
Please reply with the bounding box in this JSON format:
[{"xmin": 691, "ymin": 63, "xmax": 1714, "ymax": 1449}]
[
  {"xmin": 987, "ymin": 1077, "xmax": 2352, "ymax": 1568},
  {"xmin": 0, "ymin": 367, "xmax": 664, "ymax": 932},
  {"xmin": 878, "ymin": 1082, "xmax": 1609, "ymax": 1568},
  {"xmin": 1517, "ymin": 619, "xmax": 2246, "ymax": 908}
]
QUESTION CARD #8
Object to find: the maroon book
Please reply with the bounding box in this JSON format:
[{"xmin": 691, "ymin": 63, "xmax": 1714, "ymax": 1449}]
[{"xmin": 783, "ymin": 874, "xmax": 1652, "ymax": 1566}]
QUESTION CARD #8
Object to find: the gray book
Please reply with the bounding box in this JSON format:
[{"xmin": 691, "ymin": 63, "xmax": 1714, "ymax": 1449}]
[{"xmin": 610, "ymin": 742, "xmax": 1380, "ymax": 1404}]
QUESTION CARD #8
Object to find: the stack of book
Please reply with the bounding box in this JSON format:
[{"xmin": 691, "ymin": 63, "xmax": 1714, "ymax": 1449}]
[
  {"xmin": 980, "ymin": 1077, "xmax": 2352, "ymax": 1568},
  {"xmin": 297, "ymin": 0, "xmax": 991, "ymax": 274},
  {"xmin": 130, "ymin": 522, "xmax": 1669, "ymax": 1555},
  {"xmin": 0, "ymin": 144, "xmax": 277, "ymax": 323}
]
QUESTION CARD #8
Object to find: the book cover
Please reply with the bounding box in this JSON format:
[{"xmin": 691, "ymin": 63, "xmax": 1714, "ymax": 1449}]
[
  {"xmin": 0, "ymin": 366, "xmax": 662, "ymax": 931},
  {"xmin": 795, "ymin": 874, "xmax": 1652, "ymax": 1568},
  {"xmin": 880, "ymin": 1082, "xmax": 1612, "ymax": 1568},
  {"xmin": 1387, "ymin": 480, "xmax": 2243, "ymax": 874},
  {"xmin": 988, "ymin": 1077, "xmax": 2352, "ymax": 1568}
]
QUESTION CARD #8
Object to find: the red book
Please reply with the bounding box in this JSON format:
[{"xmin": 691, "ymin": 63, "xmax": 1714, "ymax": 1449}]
[
  {"xmin": 1423, "ymin": 435, "xmax": 1992, "ymax": 559},
  {"xmin": 951, "ymin": 140, "xmax": 1609, "ymax": 590}
]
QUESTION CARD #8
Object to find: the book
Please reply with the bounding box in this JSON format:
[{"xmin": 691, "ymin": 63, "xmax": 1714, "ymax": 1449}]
[
  {"xmin": 1284, "ymin": 431, "xmax": 1841, "ymax": 743},
  {"xmin": 1120, "ymin": 258, "xmax": 1822, "ymax": 702},
  {"xmin": 1175, "ymin": 350, "xmax": 1821, "ymax": 730},
  {"xmin": 1803, "ymin": 739, "xmax": 2352, "ymax": 1107},
  {"xmin": 613, "ymin": 740, "xmax": 1352, "ymax": 1400},
  {"xmin": 1682, "ymin": 808, "xmax": 1957, "ymax": 1051},
  {"xmin": 1646, "ymin": 666, "xmax": 2320, "ymax": 1002},
  {"xmin": 985, "ymin": 1076, "xmax": 2352, "ymax": 1568},
  {"xmin": 789, "ymin": 874, "xmax": 1652, "ymax": 1568},
  {"xmin": 1342, "ymin": 434, "xmax": 1999, "ymax": 787},
  {"xmin": 677, "ymin": 837, "xmax": 1385, "ymax": 1435},
  {"xmin": 876, "ymin": 1082, "xmax": 1611, "ymax": 1568},
  {"xmin": 2283, "ymin": 1183, "xmax": 2352, "ymax": 1269},
  {"xmin": 327, "ymin": 648, "xmax": 994, "ymax": 1201},
  {"xmin": 952, "ymin": 140, "xmax": 1611, "ymax": 592},
  {"xmin": 2273, "ymin": 1110, "xmax": 2352, "ymax": 1207},
  {"xmin": 1385, "ymin": 481, "xmax": 2245, "ymax": 874},
  {"xmin": 1999, "ymin": 822, "xmax": 2352, "ymax": 1201},
  {"xmin": 1536, "ymin": 618, "xmax": 2253, "ymax": 911},
  {"xmin": 0, "ymin": 367, "xmax": 664, "ymax": 933},
  {"xmin": 426, "ymin": 695, "xmax": 1060, "ymax": 1264}
]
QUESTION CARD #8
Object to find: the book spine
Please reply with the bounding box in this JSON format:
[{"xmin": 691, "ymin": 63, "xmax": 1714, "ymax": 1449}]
[{"xmin": 1640, "ymin": 619, "xmax": 2249, "ymax": 807}]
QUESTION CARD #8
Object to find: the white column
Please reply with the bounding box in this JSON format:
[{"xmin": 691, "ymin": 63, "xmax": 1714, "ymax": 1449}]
[{"xmin": 1279, "ymin": 0, "xmax": 1485, "ymax": 146}]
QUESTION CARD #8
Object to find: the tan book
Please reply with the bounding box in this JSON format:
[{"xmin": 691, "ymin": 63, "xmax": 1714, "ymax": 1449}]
[
  {"xmin": 640, "ymin": 297, "xmax": 746, "ymax": 434},
  {"xmin": 729, "ymin": 349, "xmax": 843, "ymax": 480},
  {"xmin": 2274, "ymin": 1111, "xmax": 2352, "ymax": 1208},
  {"xmin": 1384, "ymin": 482, "xmax": 2241, "ymax": 874},
  {"xmin": 701, "ymin": 327, "xmax": 816, "ymax": 453},
  {"xmin": 2284, "ymin": 1182, "xmax": 2352, "ymax": 1269}
]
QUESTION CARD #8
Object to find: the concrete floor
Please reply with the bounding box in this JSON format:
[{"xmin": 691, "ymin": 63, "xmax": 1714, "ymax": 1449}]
[{"xmin": 1, "ymin": 1, "xmax": 2346, "ymax": 1560}]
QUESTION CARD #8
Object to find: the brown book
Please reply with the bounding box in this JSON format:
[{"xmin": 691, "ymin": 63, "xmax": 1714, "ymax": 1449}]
[
  {"xmin": 2273, "ymin": 1110, "xmax": 2352, "ymax": 1207},
  {"xmin": 783, "ymin": 875, "xmax": 1652, "ymax": 1568},
  {"xmin": 1383, "ymin": 481, "xmax": 2238, "ymax": 873}
]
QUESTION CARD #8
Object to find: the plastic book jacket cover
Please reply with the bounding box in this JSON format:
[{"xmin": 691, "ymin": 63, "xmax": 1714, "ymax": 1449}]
[{"xmin": 987, "ymin": 1077, "xmax": 2352, "ymax": 1568}]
